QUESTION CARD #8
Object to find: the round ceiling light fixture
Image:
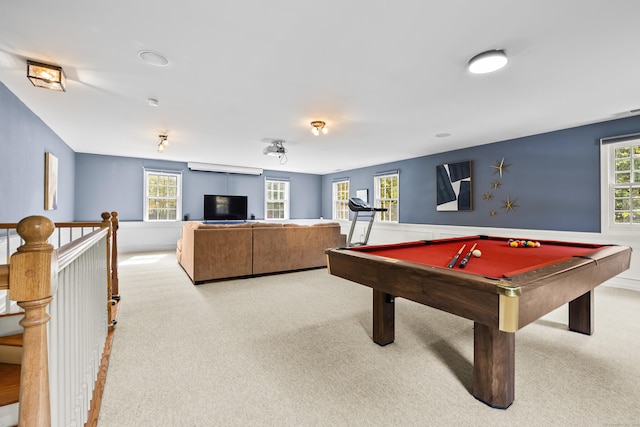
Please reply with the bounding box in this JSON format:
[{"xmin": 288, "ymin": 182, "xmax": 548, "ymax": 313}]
[
  {"xmin": 468, "ymin": 49, "xmax": 508, "ymax": 74},
  {"xmin": 138, "ymin": 50, "xmax": 169, "ymax": 67}
]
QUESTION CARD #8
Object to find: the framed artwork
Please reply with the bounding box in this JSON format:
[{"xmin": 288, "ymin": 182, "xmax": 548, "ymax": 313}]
[
  {"xmin": 356, "ymin": 189, "xmax": 368, "ymax": 203},
  {"xmin": 45, "ymin": 152, "xmax": 58, "ymax": 210},
  {"xmin": 436, "ymin": 161, "xmax": 472, "ymax": 211}
]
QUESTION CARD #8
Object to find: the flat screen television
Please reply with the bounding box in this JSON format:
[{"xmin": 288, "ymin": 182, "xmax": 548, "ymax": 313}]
[{"xmin": 203, "ymin": 195, "xmax": 248, "ymax": 221}]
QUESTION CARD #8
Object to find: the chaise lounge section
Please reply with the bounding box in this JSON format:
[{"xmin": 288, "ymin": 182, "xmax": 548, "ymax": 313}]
[{"xmin": 176, "ymin": 221, "xmax": 346, "ymax": 284}]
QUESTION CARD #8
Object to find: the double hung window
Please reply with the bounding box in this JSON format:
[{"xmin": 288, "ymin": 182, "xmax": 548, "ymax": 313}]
[
  {"xmin": 332, "ymin": 180, "xmax": 350, "ymax": 220},
  {"xmin": 374, "ymin": 172, "xmax": 399, "ymax": 222},
  {"xmin": 602, "ymin": 136, "xmax": 640, "ymax": 228},
  {"xmin": 265, "ymin": 179, "xmax": 290, "ymax": 219},
  {"xmin": 144, "ymin": 170, "xmax": 182, "ymax": 221}
]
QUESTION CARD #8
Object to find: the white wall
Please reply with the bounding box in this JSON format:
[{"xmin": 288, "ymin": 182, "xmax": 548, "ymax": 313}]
[
  {"xmin": 117, "ymin": 221, "xmax": 183, "ymax": 253},
  {"xmin": 115, "ymin": 220, "xmax": 638, "ymax": 291},
  {"xmin": 117, "ymin": 219, "xmax": 338, "ymax": 253},
  {"xmin": 339, "ymin": 220, "xmax": 639, "ymax": 291}
]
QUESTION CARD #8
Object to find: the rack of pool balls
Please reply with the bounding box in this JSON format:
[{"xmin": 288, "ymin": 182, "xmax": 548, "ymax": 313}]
[{"xmin": 508, "ymin": 239, "xmax": 541, "ymax": 248}]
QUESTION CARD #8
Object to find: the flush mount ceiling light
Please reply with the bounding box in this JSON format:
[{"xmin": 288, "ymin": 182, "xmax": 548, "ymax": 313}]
[
  {"xmin": 27, "ymin": 60, "xmax": 66, "ymax": 91},
  {"xmin": 468, "ymin": 49, "xmax": 508, "ymax": 74},
  {"xmin": 138, "ymin": 50, "xmax": 169, "ymax": 66},
  {"xmin": 310, "ymin": 121, "xmax": 328, "ymax": 136},
  {"xmin": 157, "ymin": 134, "xmax": 169, "ymax": 153}
]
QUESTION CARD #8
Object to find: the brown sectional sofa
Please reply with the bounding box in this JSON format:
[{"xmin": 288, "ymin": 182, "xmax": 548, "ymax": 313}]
[{"xmin": 176, "ymin": 221, "xmax": 346, "ymax": 284}]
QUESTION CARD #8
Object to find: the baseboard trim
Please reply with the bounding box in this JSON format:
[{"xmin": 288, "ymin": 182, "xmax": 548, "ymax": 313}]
[
  {"xmin": 85, "ymin": 319, "xmax": 116, "ymax": 426},
  {"xmin": 603, "ymin": 276, "xmax": 639, "ymax": 292}
]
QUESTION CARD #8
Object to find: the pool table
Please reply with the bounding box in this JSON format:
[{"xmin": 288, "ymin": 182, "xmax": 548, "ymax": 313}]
[{"xmin": 325, "ymin": 235, "xmax": 631, "ymax": 409}]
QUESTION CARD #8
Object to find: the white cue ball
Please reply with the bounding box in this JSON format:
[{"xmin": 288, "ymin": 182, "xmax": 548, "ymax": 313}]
[{"xmin": 472, "ymin": 249, "xmax": 482, "ymax": 257}]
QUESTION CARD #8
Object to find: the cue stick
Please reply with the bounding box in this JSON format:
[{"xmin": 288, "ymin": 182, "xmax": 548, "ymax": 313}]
[
  {"xmin": 458, "ymin": 243, "xmax": 477, "ymax": 268},
  {"xmin": 446, "ymin": 244, "xmax": 466, "ymax": 268}
]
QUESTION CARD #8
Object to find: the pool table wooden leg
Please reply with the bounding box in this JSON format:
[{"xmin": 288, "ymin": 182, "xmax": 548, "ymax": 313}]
[
  {"xmin": 568, "ymin": 290, "xmax": 594, "ymax": 335},
  {"xmin": 373, "ymin": 289, "xmax": 394, "ymax": 346},
  {"xmin": 472, "ymin": 322, "xmax": 515, "ymax": 409}
]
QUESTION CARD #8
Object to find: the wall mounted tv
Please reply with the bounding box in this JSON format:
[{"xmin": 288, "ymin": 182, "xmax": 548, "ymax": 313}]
[{"xmin": 203, "ymin": 195, "xmax": 248, "ymax": 221}]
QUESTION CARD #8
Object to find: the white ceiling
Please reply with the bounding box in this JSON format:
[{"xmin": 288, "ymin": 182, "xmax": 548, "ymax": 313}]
[{"xmin": 1, "ymin": 0, "xmax": 639, "ymax": 174}]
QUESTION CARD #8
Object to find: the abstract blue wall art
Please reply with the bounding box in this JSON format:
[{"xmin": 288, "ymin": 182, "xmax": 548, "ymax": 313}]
[{"xmin": 436, "ymin": 161, "xmax": 472, "ymax": 211}]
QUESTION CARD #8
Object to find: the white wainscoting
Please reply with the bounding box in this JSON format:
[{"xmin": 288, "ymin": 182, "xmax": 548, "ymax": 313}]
[
  {"xmin": 117, "ymin": 219, "xmax": 339, "ymax": 253},
  {"xmin": 116, "ymin": 220, "xmax": 638, "ymax": 291},
  {"xmin": 118, "ymin": 221, "xmax": 183, "ymax": 253},
  {"xmin": 337, "ymin": 220, "xmax": 639, "ymax": 292}
]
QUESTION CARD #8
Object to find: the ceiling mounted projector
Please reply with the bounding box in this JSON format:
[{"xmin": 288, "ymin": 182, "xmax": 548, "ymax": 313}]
[
  {"xmin": 263, "ymin": 139, "xmax": 288, "ymax": 164},
  {"xmin": 263, "ymin": 140, "xmax": 286, "ymax": 157}
]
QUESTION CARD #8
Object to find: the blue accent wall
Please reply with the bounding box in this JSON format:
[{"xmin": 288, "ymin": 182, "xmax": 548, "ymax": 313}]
[
  {"xmin": 322, "ymin": 116, "xmax": 640, "ymax": 232},
  {"xmin": 3, "ymin": 80, "xmax": 640, "ymax": 233},
  {"xmin": 0, "ymin": 82, "xmax": 75, "ymax": 222},
  {"xmin": 74, "ymin": 153, "xmax": 322, "ymax": 221}
]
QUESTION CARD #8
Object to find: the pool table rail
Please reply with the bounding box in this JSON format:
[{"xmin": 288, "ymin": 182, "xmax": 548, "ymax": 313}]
[
  {"xmin": 326, "ymin": 248, "xmax": 509, "ymax": 330},
  {"xmin": 326, "ymin": 243, "xmax": 631, "ymax": 333},
  {"xmin": 513, "ymin": 244, "xmax": 631, "ymax": 331}
]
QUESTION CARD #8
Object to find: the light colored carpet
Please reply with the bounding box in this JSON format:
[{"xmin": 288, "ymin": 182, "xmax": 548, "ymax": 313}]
[{"xmin": 98, "ymin": 251, "xmax": 640, "ymax": 426}]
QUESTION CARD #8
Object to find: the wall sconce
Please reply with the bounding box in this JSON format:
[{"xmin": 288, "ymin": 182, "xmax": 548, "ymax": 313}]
[
  {"xmin": 310, "ymin": 121, "xmax": 328, "ymax": 136},
  {"xmin": 27, "ymin": 60, "xmax": 67, "ymax": 92},
  {"xmin": 157, "ymin": 134, "xmax": 169, "ymax": 153}
]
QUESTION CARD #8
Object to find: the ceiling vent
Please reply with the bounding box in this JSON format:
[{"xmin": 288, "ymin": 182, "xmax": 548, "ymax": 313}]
[{"xmin": 187, "ymin": 162, "xmax": 263, "ymax": 175}]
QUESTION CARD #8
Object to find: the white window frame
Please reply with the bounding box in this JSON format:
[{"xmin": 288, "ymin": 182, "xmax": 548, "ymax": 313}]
[
  {"xmin": 265, "ymin": 179, "xmax": 290, "ymax": 220},
  {"xmin": 600, "ymin": 134, "xmax": 640, "ymax": 235},
  {"xmin": 143, "ymin": 169, "xmax": 182, "ymax": 222},
  {"xmin": 332, "ymin": 179, "xmax": 350, "ymax": 221},
  {"xmin": 374, "ymin": 172, "xmax": 399, "ymax": 223}
]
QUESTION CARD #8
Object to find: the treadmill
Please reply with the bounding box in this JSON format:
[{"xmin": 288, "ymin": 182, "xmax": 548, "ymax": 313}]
[{"xmin": 346, "ymin": 197, "xmax": 387, "ymax": 247}]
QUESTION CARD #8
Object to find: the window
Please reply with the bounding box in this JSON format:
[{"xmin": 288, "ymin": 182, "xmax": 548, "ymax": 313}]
[
  {"xmin": 374, "ymin": 172, "xmax": 399, "ymax": 222},
  {"xmin": 602, "ymin": 137, "xmax": 640, "ymax": 228},
  {"xmin": 144, "ymin": 170, "xmax": 182, "ymax": 221},
  {"xmin": 265, "ymin": 179, "xmax": 290, "ymax": 219},
  {"xmin": 332, "ymin": 180, "xmax": 350, "ymax": 220}
]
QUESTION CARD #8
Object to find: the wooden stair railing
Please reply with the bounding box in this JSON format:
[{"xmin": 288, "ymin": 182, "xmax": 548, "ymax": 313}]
[
  {"xmin": 0, "ymin": 362, "xmax": 20, "ymax": 408},
  {"xmin": 1, "ymin": 212, "xmax": 120, "ymax": 316},
  {"xmin": 0, "ymin": 211, "xmax": 120, "ymax": 426},
  {"xmin": 10, "ymin": 215, "xmax": 56, "ymax": 426},
  {"xmin": 110, "ymin": 212, "xmax": 120, "ymax": 302}
]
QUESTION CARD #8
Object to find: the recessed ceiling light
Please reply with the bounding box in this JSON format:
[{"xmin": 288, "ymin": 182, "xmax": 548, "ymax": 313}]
[
  {"xmin": 138, "ymin": 50, "xmax": 169, "ymax": 66},
  {"xmin": 147, "ymin": 98, "xmax": 159, "ymax": 107},
  {"xmin": 468, "ymin": 49, "xmax": 508, "ymax": 74},
  {"xmin": 435, "ymin": 133, "xmax": 451, "ymax": 138}
]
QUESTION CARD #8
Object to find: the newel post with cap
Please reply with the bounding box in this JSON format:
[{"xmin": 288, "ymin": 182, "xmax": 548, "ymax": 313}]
[{"xmin": 8, "ymin": 215, "xmax": 55, "ymax": 427}]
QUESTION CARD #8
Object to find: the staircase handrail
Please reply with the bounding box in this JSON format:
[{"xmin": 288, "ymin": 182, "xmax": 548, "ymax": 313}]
[
  {"xmin": 0, "ymin": 212, "xmax": 120, "ymax": 314},
  {"xmin": 2, "ymin": 211, "xmax": 119, "ymax": 426},
  {"xmin": 0, "ymin": 265, "xmax": 7, "ymax": 291}
]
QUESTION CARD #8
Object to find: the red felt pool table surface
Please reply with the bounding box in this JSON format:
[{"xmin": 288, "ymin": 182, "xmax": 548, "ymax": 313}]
[{"xmin": 347, "ymin": 235, "xmax": 604, "ymax": 279}]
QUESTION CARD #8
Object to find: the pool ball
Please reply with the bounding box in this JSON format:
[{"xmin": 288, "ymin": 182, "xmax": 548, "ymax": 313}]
[{"xmin": 472, "ymin": 249, "xmax": 482, "ymax": 257}]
